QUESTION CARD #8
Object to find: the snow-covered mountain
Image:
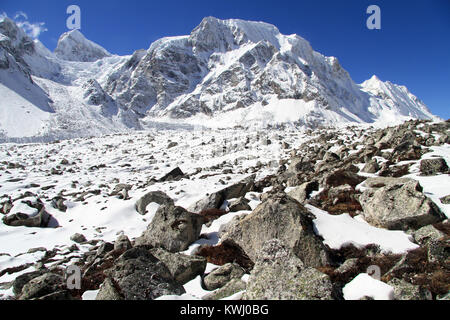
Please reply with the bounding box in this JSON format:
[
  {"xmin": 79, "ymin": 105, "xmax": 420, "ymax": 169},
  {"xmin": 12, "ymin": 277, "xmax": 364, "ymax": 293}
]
[
  {"xmin": 0, "ymin": 16, "xmax": 440, "ymax": 141},
  {"xmin": 54, "ymin": 29, "xmax": 111, "ymax": 62}
]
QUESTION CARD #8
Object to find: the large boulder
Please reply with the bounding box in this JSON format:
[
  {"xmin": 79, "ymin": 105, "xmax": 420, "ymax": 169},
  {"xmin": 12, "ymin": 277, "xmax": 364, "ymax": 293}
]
[
  {"xmin": 243, "ymin": 239, "xmax": 339, "ymax": 300},
  {"xmin": 149, "ymin": 248, "xmax": 207, "ymax": 285},
  {"xmin": 135, "ymin": 191, "xmax": 174, "ymax": 215},
  {"xmin": 101, "ymin": 247, "xmax": 185, "ymax": 300},
  {"xmin": 134, "ymin": 205, "xmax": 204, "ymax": 252},
  {"xmin": 188, "ymin": 175, "xmax": 255, "ymax": 213},
  {"xmin": 220, "ymin": 193, "xmax": 330, "ymax": 267},
  {"xmin": 359, "ymin": 179, "xmax": 446, "ymax": 230}
]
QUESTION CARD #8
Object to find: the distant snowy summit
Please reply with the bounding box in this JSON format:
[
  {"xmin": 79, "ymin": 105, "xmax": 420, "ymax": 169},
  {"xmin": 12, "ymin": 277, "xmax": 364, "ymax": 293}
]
[
  {"xmin": 0, "ymin": 16, "xmax": 440, "ymax": 141},
  {"xmin": 54, "ymin": 29, "xmax": 111, "ymax": 62}
]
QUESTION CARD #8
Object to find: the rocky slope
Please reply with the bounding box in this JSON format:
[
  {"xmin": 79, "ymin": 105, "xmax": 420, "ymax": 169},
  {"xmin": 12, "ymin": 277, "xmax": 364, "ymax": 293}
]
[
  {"xmin": 0, "ymin": 119, "xmax": 448, "ymax": 300},
  {"xmin": 0, "ymin": 16, "xmax": 440, "ymax": 142}
]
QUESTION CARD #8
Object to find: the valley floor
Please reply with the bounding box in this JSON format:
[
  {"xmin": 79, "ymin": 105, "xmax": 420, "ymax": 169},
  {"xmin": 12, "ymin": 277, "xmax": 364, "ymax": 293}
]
[{"xmin": 0, "ymin": 120, "xmax": 448, "ymax": 300}]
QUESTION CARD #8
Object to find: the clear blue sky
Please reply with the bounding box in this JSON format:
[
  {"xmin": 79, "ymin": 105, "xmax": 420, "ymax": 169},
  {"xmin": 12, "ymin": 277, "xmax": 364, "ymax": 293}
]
[{"xmin": 1, "ymin": 0, "xmax": 449, "ymax": 119}]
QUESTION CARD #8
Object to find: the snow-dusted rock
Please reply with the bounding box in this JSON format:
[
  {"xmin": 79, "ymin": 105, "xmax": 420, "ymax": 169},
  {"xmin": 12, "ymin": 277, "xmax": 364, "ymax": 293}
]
[{"xmin": 359, "ymin": 179, "xmax": 446, "ymax": 230}]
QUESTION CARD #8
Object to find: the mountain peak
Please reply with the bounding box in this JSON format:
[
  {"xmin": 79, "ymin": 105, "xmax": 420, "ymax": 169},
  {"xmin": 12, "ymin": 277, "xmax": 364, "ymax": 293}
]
[
  {"xmin": 189, "ymin": 17, "xmax": 283, "ymax": 53},
  {"xmin": 54, "ymin": 29, "xmax": 111, "ymax": 62}
]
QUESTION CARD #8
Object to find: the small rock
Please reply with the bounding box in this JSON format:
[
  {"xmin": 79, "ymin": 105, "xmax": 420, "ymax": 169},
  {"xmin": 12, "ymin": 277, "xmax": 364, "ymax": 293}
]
[
  {"xmin": 203, "ymin": 279, "xmax": 247, "ymax": 300},
  {"xmin": 114, "ymin": 235, "xmax": 132, "ymax": 251},
  {"xmin": 70, "ymin": 233, "xmax": 87, "ymax": 244},
  {"xmin": 135, "ymin": 191, "xmax": 174, "ymax": 215},
  {"xmin": 203, "ymin": 263, "xmax": 245, "ymax": 291},
  {"xmin": 420, "ymin": 158, "xmax": 449, "ymax": 176}
]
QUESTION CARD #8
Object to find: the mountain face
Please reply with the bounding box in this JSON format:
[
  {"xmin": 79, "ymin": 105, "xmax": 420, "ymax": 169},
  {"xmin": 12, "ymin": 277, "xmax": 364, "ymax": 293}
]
[{"xmin": 0, "ymin": 16, "xmax": 439, "ymax": 141}]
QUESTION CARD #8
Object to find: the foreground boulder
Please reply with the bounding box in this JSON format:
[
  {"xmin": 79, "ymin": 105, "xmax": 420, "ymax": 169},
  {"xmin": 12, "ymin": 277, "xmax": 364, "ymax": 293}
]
[
  {"xmin": 220, "ymin": 193, "xmax": 330, "ymax": 267},
  {"xmin": 135, "ymin": 205, "xmax": 204, "ymax": 252},
  {"xmin": 99, "ymin": 247, "xmax": 185, "ymax": 300},
  {"xmin": 135, "ymin": 191, "xmax": 174, "ymax": 215},
  {"xmin": 359, "ymin": 179, "xmax": 446, "ymax": 230},
  {"xmin": 243, "ymin": 239, "xmax": 339, "ymax": 300}
]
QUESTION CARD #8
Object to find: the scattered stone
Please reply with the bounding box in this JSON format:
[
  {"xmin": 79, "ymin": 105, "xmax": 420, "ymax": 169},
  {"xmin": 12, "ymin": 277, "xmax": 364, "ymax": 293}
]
[
  {"xmin": 19, "ymin": 273, "xmax": 69, "ymax": 300},
  {"xmin": 96, "ymin": 278, "xmax": 122, "ymax": 300},
  {"xmin": 228, "ymin": 197, "xmax": 251, "ymax": 212},
  {"xmin": 135, "ymin": 205, "xmax": 204, "ymax": 252},
  {"xmin": 440, "ymin": 195, "xmax": 450, "ymax": 205},
  {"xmin": 167, "ymin": 142, "xmax": 178, "ymax": 149},
  {"xmin": 150, "ymin": 248, "xmax": 207, "ymax": 285},
  {"xmin": 388, "ymin": 278, "xmax": 432, "ymax": 300},
  {"xmin": 412, "ymin": 225, "xmax": 446, "ymax": 244},
  {"xmin": 114, "ymin": 235, "xmax": 132, "ymax": 251},
  {"xmin": 203, "ymin": 263, "xmax": 245, "ymax": 291},
  {"xmin": 12, "ymin": 271, "xmax": 47, "ymax": 296},
  {"xmin": 420, "ymin": 158, "xmax": 449, "ymax": 176},
  {"xmin": 361, "ymin": 159, "xmax": 380, "ymax": 174},
  {"xmin": 323, "ymin": 169, "xmax": 365, "ymax": 188},
  {"xmin": 135, "ymin": 191, "xmax": 174, "ymax": 215},
  {"xmin": 96, "ymin": 242, "xmax": 114, "ymax": 256},
  {"xmin": 287, "ymin": 181, "xmax": 319, "ymax": 203},
  {"xmin": 110, "ymin": 184, "xmax": 132, "ymax": 197},
  {"xmin": 51, "ymin": 196, "xmax": 67, "ymax": 212},
  {"xmin": 243, "ymin": 239, "xmax": 339, "ymax": 300},
  {"xmin": 159, "ymin": 167, "xmax": 184, "ymax": 182},
  {"xmin": 188, "ymin": 175, "xmax": 255, "ymax": 213},
  {"xmin": 427, "ymin": 240, "xmax": 449, "ymax": 263},
  {"xmin": 3, "ymin": 207, "xmax": 53, "ymax": 228},
  {"xmin": 378, "ymin": 163, "xmax": 411, "ymax": 178},
  {"xmin": 196, "ymin": 240, "xmax": 254, "ymax": 271},
  {"xmin": 103, "ymin": 247, "xmax": 185, "ymax": 300},
  {"xmin": 70, "ymin": 233, "xmax": 87, "ymax": 244},
  {"xmin": 203, "ymin": 279, "xmax": 247, "ymax": 300}
]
